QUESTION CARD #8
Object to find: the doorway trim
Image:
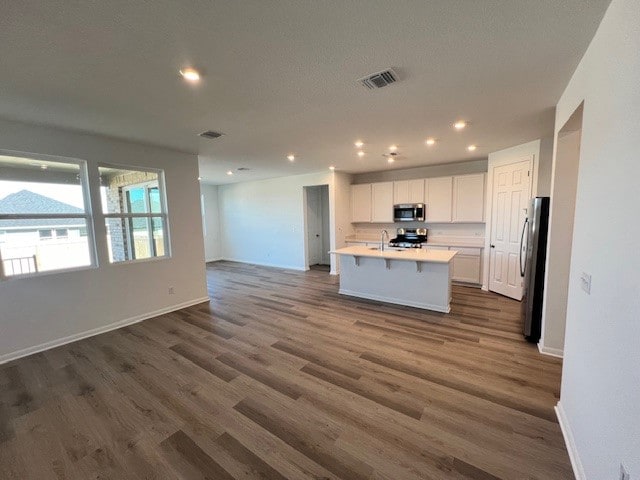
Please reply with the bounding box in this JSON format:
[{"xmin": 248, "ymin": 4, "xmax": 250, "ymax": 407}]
[{"xmin": 302, "ymin": 184, "xmax": 331, "ymax": 271}]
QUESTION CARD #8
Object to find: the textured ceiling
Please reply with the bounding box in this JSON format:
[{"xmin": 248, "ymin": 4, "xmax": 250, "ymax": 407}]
[{"xmin": 0, "ymin": 0, "xmax": 611, "ymax": 184}]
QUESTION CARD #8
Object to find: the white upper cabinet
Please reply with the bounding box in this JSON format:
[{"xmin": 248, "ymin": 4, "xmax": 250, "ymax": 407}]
[
  {"xmin": 452, "ymin": 173, "xmax": 485, "ymax": 222},
  {"xmin": 394, "ymin": 179, "xmax": 425, "ymax": 204},
  {"xmin": 371, "ymin": 182, "xmax": 394, "ymax": 223},
  {"xmin": 426, "ymin": 176, "xmax": 453, "ymax": 222},
  {"xmin": 351, "ymin": 184, "xmax": 372, "ymax": 223}
]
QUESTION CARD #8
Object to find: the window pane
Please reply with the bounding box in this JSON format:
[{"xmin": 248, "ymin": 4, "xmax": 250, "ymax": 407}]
[
  {"xmin": 105, "ymin": 216, "xmax": 167, "ymax": 262},
  {"xmin": 0, "ymin": 219, "xmax": 92, "ymax": 276},
  {"xmin": 152, "ymin": 217, "xmax": 165, "ymax": 257},
  {"xmin": 106, "ymin": 217, "xmax": 131, "ymax": 262},
  {"xmin": 99, "ymin": 166, "xmax": 159, "ymax": 214},
  {"xmin": 0, "ymin": 156, "xmax": 86, "ymax": 215},
  {"xmin": 126, "ymin": 187, "xmax": 147, "ymax": 213},
  {"xmin": 149, "ymin": 187, "xmax": 161, "ymax": 214}
]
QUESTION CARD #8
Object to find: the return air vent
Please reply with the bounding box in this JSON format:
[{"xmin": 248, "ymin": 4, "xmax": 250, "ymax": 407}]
[
  {"xmin": 358, "ymin": 68, "xmax": 399, "ymax": 89},
  {"xmin": 199, "ymin": 130, "xmax": 225, "ymax": 139},
  {"xmin": 237, "ymin": 167, "xmax": 250, "ymax": 171}
]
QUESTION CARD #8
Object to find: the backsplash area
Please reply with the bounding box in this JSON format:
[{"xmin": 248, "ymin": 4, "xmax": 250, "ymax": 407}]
[{"xmin": 351, "ymin": 222, "xmax": 485, "ymax": 244}]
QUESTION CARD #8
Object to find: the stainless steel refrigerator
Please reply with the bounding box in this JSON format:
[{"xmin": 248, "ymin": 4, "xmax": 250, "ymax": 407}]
[{"xmin": 521, "ymin": 196, "xmax": 550, "ymax": 342}]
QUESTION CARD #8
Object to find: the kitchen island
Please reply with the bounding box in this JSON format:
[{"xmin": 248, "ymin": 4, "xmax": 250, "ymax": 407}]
[{"xmin": 331, "ymin": 246, "xmax": 457, "ymax": 313}]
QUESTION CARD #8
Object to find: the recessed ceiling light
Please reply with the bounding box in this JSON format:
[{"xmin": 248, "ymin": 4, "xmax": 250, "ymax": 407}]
[
  {"xmin": 329, "ymin": 166, "xmax": 335, "ymax": 171},
  {"xmin": 387, "ymin": 157, "xmax": 395, "ymax": 164},
  {"xmin": 453, "ymin": 120, "xmax": 467, "ymax": 130},
  {"xmin": 179, "ymin": 68, "xmax": 201, "ymax": 82},
  {"xmin": 357, "ymin": 151, "xmax": 365, "ymax": 158},
  {"xmin": 389, "ymin": 144, "xmax": 398, "ymax": 152},
  {"xmin": 354, "ymin": 140, "xmax": 364, "ymax": 148},
  {"xmin": 226, "ymin": 170, "xmax": 233, "ymax": 175},
  {"xmin": 425, "ymin": 138, "xmax": 436, "ymax": 146},
  {"xmin": 467, "ymin": 144, "xmax": 477, "ymax": 151},
  {"xmin": 287, "ymin": 154, "xmax": 295, "ymax": 162},
  {"xmin": 197, "ymin": 176, "xmax": 202, "ymax": 181}
]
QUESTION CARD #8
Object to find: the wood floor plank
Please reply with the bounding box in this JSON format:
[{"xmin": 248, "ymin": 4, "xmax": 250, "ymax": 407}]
[{"xmin": 0, "ymin": 261, "xmax": 572, "ymax": 479}]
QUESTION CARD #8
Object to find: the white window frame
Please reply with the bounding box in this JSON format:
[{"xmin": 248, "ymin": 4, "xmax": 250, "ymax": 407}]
[
  {"xmin": 99, "ymin": 164, "xmax": 170, "ymax": 263},
  {"xmin": 0, "ymin": 151, "xmax": 97, "ymax": 279}
]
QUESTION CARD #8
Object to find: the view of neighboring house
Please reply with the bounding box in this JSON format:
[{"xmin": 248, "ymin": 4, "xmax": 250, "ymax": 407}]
[{"xmin": 0, "ymin": 190, "xmax": 90, "ymax": 275}]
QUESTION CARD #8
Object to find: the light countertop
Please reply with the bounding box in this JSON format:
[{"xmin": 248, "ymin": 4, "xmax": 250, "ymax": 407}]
[{"xmin": 331, "ymin": 246, "xmax": 457, "ymax": 263}]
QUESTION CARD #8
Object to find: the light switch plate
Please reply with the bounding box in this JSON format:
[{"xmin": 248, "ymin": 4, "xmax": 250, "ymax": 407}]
[{"xmin": 580, "ymin": 272, "xmax": 592, "ymax": 294}]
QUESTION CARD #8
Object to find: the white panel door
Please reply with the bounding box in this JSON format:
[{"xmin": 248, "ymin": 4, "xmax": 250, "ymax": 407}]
[
  {"xmin": 452, "ymin": 173, "xmax": 485, "ymax": 222},
  {"xmin": 426, "ymin": 177, "xmax": 452, "ymax": 222},
  {"xmin": 351, "ymin": 184, "xmax": 371, "ymax": 222},
  {"xmin": 489, "ymin": 160, "xmax": 531, "ymax": 299},
  {"xmin": 371, "ymin": 182, "xmax": 394, "ymax": 222}
]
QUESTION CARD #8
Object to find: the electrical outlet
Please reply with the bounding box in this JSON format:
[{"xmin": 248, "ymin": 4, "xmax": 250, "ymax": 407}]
[
  {"xmin": 620, "ymin": 464, "xmax": 630, "ymax": 480},
  {"xmin": 168, "ymin": 286, "xmax": 175, "ymax": 295},
  {"xmin": 580, "ymin": 272, "xmax": 591, "ymax": 294}
]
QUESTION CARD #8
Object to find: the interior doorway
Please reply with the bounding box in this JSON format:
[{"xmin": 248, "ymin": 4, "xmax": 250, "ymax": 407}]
[
  {"xmin": 540, "ymin": 103, "xmax": 583, "ymax": 356},
  {"xmin": 304, "ymin": 185, "xmax": 330, "ymax": 269}
]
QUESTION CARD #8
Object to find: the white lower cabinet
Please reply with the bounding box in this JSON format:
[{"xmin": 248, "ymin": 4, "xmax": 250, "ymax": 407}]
[
  {"xmin": 424, "ymin": 245, "xmax": 482, "ymax": 285},
  {"xmin": 451, "ymin": 250, "xmax": 482, "ymax": 284}
]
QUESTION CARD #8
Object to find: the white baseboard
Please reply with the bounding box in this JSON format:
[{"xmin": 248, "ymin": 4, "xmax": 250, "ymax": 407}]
[
  {"xmin": 205, "ymin": 256, "xmax": 223, "ymax": 263},
  {"xmin": 221, "ymin": 257, "xmax": 306, "ymax": 271},
  {"xmin": 555, "ymin": 402, "xmax": 585, "ymax": 480},
  {"xmin": 338, "ymin": 288, "xmax": 450, "ymax": 313},
  {"xmin": 0, "ymin": 296, "xmax": 211, "ymax": 365},
  {"xmin": 538, "ymin": 342, "xmax": 564, "ymax": 358}
]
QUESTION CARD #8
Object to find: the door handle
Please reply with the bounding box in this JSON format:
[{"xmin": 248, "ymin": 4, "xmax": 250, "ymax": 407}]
[
  {"xmin": 519, "ymin": 217, "xmax": 529, "ymax": 277},
  {"xmin": 490, "ymin": 244, "xmax": 495, "ymax": 248}
]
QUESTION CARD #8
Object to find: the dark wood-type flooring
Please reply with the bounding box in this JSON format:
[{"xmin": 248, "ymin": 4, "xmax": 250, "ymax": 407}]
[{"xmin": 0, "ymin": 261, "xmax": 572, "ymax": 479}]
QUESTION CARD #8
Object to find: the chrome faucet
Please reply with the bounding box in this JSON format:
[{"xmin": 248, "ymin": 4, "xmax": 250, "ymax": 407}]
[{"xmin": 380, "ymin": 230, "xmax": 389, "ymax": 251}]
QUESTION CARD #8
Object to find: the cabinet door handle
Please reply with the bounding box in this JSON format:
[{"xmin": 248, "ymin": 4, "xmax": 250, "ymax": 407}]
[{"xmin": 490, "ymin": 244, "xmax": 495, "ymax": 248}]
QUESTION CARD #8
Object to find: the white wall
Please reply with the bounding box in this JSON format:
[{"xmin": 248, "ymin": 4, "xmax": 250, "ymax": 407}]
[
  {"xmin": 200, "ymin": 183, "xmax": 221, "ymax": 262},
  {"xmin": 537, "ymin": 137, "xmax": 554, "ymax": 196},
  {"xmin": 540, "ymin": 129, "xmax": 581, "ymax": 357},
  {"xmin": 218, "ymin": 171, "xmax": 336, "ymax": 271},
  {"xmin": 552, "ymin": 0, "xmax": 640, "ymax": 478},
  {"xmin": 483, "ymin": 140, "xmax": 541, "ymax": 290},
  {"xmin": 0, "ymin": 118, "xmax": 208, "ymax": 362}
]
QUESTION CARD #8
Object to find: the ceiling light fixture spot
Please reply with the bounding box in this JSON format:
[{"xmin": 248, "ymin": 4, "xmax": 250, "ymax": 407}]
[
  {"xmin": 467, "ymin": 144, "xmax": 477, "ymax": 151},
  {"xmin": 453, "ymin": 120, "xmax": 467, "ymax": 130},
  {"xmin": 425, "ymin": 138, "xmax": 436, "ymax": 146},
  {"xmin": 179, "ymin": 67, "xmax": 201, "ymax": 82},
  {"xmin": 287, "ymin": 154, "xmax": 295, "ymax": 162},
  {"xmin": 357, "ymin": 151, "xmax": 365, "ymax": 158}
]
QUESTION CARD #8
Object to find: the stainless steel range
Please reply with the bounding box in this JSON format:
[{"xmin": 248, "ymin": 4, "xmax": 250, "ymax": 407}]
[{"xmin": 389, "ymin": 228, "xmax": 428, "ymax": 248}]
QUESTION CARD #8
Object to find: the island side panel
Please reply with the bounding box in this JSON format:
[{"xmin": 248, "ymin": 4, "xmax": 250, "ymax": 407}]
[{"xmin": 338, "ymin": 255, "xmax": 452, "ymax": 313}]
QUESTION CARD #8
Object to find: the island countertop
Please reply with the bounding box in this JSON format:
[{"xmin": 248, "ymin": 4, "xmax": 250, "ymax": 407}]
[{"xmin": 331, "ymin": 246, "xmax": 457, "ymax": 263}]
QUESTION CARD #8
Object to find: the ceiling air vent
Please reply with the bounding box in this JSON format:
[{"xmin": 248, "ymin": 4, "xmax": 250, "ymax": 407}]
[
  {"xmin": 237, "ymin": 167, "xmax": 250, "ymax": 171},
  {"xmin": 199, "ymin": 130, "xmax": 225, "ymax": 139},
  {"xmin": 358, "ymin": 68, "xmax": 399, "ymax": 90}
]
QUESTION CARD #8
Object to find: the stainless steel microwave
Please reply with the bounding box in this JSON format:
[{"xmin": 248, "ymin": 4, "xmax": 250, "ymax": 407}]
[{"xmin": 393, "ymin": 203, "xmax": 425, "ymax": 222}]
